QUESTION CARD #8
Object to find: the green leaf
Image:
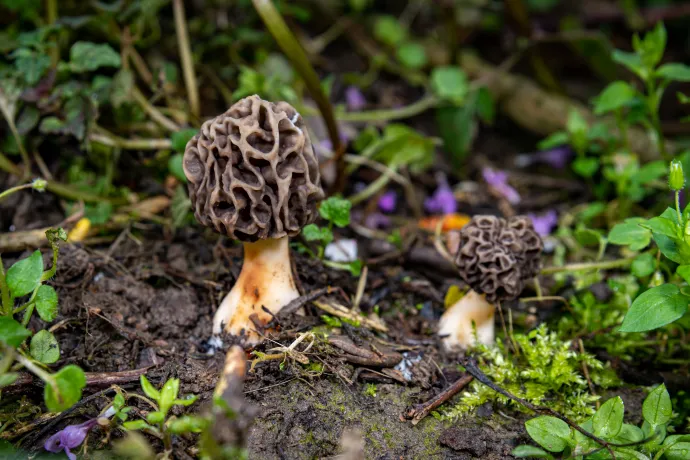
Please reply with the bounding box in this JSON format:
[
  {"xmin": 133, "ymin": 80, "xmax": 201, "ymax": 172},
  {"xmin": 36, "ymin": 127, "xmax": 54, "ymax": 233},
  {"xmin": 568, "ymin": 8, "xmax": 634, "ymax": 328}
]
[
  {"xmin": 170, "ymin": 128, "xmax": 198, "ymax": 153},
  {"xmin": 572, "ymin": 157, "xmax": 599, "ymax": 178},
  {"xmin": 608, "ymin": 219, "xmax": 652, "ymax": 251},
  {"xmin": 159, "ymin": 378, "xmax": 180, "ymax": 415},
  {"xmin": 140, "ymin": 375, "xmax": 160, "ymax": 401},
  {"xmin": 524, "ymin": 416, "xmax": 571, "ymax": 453},
  {"xmin": 663, "ymin": 435, "xmax": 690, "ymax": 460},
  {"xmin": 396, "ymin": 42, "xmax": 427, "ymax": 69},
  {"xmin": 677, "ymin": 265, "xmax": 690, "ymax": 284},
  {"xmin": 633, "ymin": 22, "xmax": 666, "ymax": 70},
  {"xmin": 122, "ymin": 419, "xmax": 155, "ymax": 431},
  {"xmin": 631, "ymin": 253, "xmax": 655, "ymax": 278},
  {"xmin": 436, "ymin": 105, "xmax": 476, "ymax": 167},
  {"xmin": 574, "ymin": 227, "xmax": 605, "ymax": 248},
  {"xmin": 511, "ymin": 445, "xmax": 554, "ymax": 459},
  {"xmin": 168, "ymin": 153, "xmax": 186, "ymax": 182},
  {"xmin": 642, "ymin": 384, "xmax": 672, "ymax": 428},
  {"xmin": 69, "ymin": 41, "xmax": 121, "ymax": 73},
  {"xmin": 593, "ymin": 81, "xmax": 637, "ymax": 115},
  {"xmin": 30, "ymin": 329, "xmax": 60, "ymax": 364},
  {"xmin": 35, "ymin": 284, "xmax": 58, "ymax": 322},
  {"xmin": 146, "ymin": 411, "xmax": 165, "ymax": 424},
  {"xmin": 430, "ymin": 66, "xmax": 468, "ymax": 104},
  {"xmin": 593, "ymin": 396, "xmax": 624, "ymax": 439},
  {"xmin": 653, "ymin": 233, "xmax": 685, "ymax": 264},
  {"xmin": 619, "ymin": 284, "xmax": 688, "ymax": 332},
  {"xmin": 171, "ymin": 185, "xmax": 191, "ymax": 229},
  {"xmin": 643, "ymin": 216, "xmax": 679, "ymax": 239},
  {"xmin": 111, "ymin": 69, "xmax": 134, "ymax": 107},
  {"xmin": 613, "ymin": 424, "xmax": 645, "ymax": 444},
  {"xmin": 612, "ymin": 50, "xmax": 645, "ymax": 80},
  {"xmin": 173, "ymin": 394, "xmax": 198, "ymax": 407},
  {"xmin": 6, "ymin": 250, "xmax": 43, "ymax": 298},
  {"xmin": 656, "ymin": 63, "xmax": 690, "ymax": 82},
  {"xmin": 319, "ymin": 197, "xmax": 352, "ymax": 227},
  {"xmin": 13, "ymin": 50, "xmax": 51, "ymax": 86},
  {"xmin": 0, "ymin": 317, "xmax": 31, "ymax": 348},
  {"xmin": 302, "ymin": 224, "xmax": 332, "ymax": 244},
  {"xmin": 85, "ymin": 202, "xmax": 113, "ymax": 225},
  {"xmin": 45, "ymin": 365, "xmax": 86, "ymax": 412},
  {"xmin": 373, "ymin": 15, "xmax": 406, "ymax": 47},
  {"xmin": 538, "ymin": 131, "xmax": 569, "ymax": 150},
  {"xmin": 0, "ymin": 373, "xmax": 18, "ymax": 388},
  {"xmin": 168, "ymin": 415, "xmax": 206, "ymax": 434},
  {"xmin": 476, "ymin": 87, "xmax": 495, "ymax": 124},
  {"xmin": 347, "ymin": 259, "xmax": 363, "ymax": 276},
  {"xmin": 566, "ymin": 110, "xmax": 588, "ymax": 152}
]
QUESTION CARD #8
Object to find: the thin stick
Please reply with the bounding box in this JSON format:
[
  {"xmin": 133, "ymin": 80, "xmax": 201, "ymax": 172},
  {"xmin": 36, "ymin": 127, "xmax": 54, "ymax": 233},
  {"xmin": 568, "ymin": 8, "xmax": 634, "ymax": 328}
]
[
  {"xmin": 132, "ymin": 88, "xmax": 180, "ymax": 132},
  {"xmin": 578, "ymin": 339, "xmax": 599, "ymax": 409},
  {"xmin": 172, "ymin": 0, "xmax": 200, "ymax": 118},
  {"xmin": 402, "ymin": 375, "xmax": 473, "ymax": 425},
  {"xmin": 541, "ymin": 257, "xmax": 635, "ymax": 275}
]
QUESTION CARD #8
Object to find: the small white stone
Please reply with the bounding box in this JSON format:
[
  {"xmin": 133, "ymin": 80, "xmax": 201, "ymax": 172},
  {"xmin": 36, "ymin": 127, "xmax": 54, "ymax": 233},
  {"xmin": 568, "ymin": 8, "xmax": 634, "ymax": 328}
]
[{"xmin": 325, "ymin": 239, "xmax": 358, "ymax": 263}]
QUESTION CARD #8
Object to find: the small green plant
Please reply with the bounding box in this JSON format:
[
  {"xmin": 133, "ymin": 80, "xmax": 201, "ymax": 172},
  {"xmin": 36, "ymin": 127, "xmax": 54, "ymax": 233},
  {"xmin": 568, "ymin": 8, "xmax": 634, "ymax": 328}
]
[
  {"xmin": 120, "ymin": 375, "xmax": 202, "ymax": 455},
  {"xmin": 440, "ymin": 325, "xmax": 618, "ymax": 421},
  {"xmin": 513, "ymin": 384, "xmax": 689, "ymax": 459},
  {"xmin": 608, "ymin": 159, "xmax": 690, "ymax": 333},
  {"xmin": 0, "ymin": 181, "xmax": 86, "ymax": 412},
  {"xmin": 301, "ymin": 196, "xmax": 362, "ymax": 276}
]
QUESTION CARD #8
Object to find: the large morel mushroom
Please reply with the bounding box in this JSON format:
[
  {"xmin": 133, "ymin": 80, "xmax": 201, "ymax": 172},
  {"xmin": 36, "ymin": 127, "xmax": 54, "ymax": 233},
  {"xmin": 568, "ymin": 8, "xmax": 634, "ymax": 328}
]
[
  {"xmin": 183, "ymin": 95, "xmax": 324, "ymax": 344},
  {"xmin": 438, "ymin": 215, "xmax": 542, "ymax": 349}
]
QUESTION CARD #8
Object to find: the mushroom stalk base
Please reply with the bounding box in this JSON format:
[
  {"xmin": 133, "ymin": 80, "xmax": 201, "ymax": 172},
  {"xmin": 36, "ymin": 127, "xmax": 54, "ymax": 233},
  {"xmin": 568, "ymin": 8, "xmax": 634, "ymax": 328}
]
[
  {"xmin": 213, "ymin": 237, "xmax": 299, "ymax": 345},
  {"xmin": 438, "ymin": 290, "xmax": 495, "ymax": 349}
]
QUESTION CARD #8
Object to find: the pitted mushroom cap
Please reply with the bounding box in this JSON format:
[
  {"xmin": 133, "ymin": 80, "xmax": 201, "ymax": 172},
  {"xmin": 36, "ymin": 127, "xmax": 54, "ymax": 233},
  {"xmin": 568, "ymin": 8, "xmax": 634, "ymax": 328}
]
[
  {"xmin": 183, "ymin": 95, "xmax": 325, "ymax": 242},
  {"xmin": 454, "ymin": 215, "xmax": 543, "ymax": 302}
]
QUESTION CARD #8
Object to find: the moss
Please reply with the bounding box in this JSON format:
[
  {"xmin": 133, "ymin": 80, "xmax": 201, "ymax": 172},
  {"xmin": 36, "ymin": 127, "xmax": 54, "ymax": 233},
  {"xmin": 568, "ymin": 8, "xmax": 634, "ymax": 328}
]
[{"xmin": 440, "ymin": 324, "xmax": 620, "ymax": 422}]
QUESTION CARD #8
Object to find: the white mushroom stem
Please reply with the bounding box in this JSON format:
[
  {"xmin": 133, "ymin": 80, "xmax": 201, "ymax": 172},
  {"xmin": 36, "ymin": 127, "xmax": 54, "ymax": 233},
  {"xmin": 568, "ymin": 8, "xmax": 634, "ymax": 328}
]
[
  {"xmin": 213, "ymin": 236, "xmax": 300, "ymax": 345},
  {"xmin": 438, "ymin": 290, "xmax": 495, "ymax": 349}
]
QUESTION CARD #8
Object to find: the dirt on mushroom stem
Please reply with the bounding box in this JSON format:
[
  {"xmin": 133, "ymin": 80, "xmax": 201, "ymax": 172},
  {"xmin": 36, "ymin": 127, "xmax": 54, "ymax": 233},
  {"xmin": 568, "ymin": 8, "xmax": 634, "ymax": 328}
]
[{"xmin": 214, "ymin": 236, "xmax": 300, "ymax": 345}]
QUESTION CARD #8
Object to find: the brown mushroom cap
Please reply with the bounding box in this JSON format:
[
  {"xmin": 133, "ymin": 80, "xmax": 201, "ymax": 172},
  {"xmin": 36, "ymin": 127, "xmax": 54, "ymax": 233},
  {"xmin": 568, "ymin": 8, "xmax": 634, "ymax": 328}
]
[
  {"xmin": 183, "ymin": 95, "xmax": 325, "ymax": 242},
  {"xmin": 454, "ymin": 215, "xmax": 543, "ymax": 302}
]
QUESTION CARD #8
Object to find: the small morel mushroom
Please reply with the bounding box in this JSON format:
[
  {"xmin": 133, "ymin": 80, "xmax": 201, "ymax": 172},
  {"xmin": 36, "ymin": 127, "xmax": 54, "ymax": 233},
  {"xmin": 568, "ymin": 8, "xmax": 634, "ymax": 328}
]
[
  {"xmin": 184, "ymin": 95, "xmax": 324, "ymax": 344},
  {"xmin": 438, "ymin": 215, "xmax": 542, "ymax": 349}
]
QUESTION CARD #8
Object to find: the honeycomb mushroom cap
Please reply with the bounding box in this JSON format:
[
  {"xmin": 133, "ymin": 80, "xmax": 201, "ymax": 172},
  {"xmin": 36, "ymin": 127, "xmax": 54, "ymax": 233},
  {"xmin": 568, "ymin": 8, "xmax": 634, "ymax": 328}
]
[
  {"xmin": 183, "ymin": 95, "xmax": 325, "ymax": 242},
  {"xmin": 454, "ymin": 215, "xmax": 543, "ymax": 302}
]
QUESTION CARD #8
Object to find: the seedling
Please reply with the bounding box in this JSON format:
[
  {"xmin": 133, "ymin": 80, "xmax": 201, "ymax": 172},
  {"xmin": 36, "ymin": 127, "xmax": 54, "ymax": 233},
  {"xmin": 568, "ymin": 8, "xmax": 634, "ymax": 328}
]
[
  {"xmin": 0, "ymin": 182, "xmax": 86, "ymax": 412},
  {"xmin": 514, "ymin": 384, "xmax": 689, "ymax": 459}
]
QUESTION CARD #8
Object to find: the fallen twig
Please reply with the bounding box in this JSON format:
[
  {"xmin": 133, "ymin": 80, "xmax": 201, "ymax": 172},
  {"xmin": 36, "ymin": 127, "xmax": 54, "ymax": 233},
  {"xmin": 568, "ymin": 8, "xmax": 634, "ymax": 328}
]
[
  {"xmin": 402, "ymin": 374, "xmax": 473, "ymax": 425},
  {"xmin": 312, "ymin": 298, "xmax": 388, "ymax": 333}
]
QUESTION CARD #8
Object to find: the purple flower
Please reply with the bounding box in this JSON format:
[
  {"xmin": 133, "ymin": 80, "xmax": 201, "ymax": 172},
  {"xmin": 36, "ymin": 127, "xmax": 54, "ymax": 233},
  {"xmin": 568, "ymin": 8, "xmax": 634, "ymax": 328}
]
[
  {"xmin": 378, "ymin": 191, "xmax": 397, "ymax": 213},
  {"xmin": 516, "ymin": 146, "xmax": 573, "ymax": 170},
  {"xmin": 527, "ymin": 210, "xmax": 558, "ymax": 237},
  {"xmin": 482, "ymin": 168, "xmax": 520, "ymax": 204},
  {"xmin": 424, "ymin": 178, "xmax": 457, "ymax": 215},
  {"xmin": 45, "ymin": 419, "xmax": 99, "ymax": 460},
  {"xmin": 345, "ymin": 86, "xmax": 366, "ymax": 111},
  {"xmin": 365, "ymin": 212, "xmax": 391, "ymax": 229}
]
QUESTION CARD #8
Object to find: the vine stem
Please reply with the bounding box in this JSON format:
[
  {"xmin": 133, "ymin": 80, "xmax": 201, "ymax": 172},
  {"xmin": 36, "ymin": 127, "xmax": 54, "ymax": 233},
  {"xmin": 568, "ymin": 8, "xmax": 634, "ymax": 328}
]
[
  {"xmin": 336, "ymin": 95, "xmax": 439, "ymax": 123},
  {"xmin": 252, "ymin": 0, "xmax": 344, "ymax": 192},
  {"xmin": 0, "ymin": 183, "xmax": 34, "ymax": 202},
  {"xmin": 540, "ymin": 257, "xmax": 635, "ymax": 275},
  {"xmin": 172, "ymin": 0, "xmax": 200, "ymax": 119},
  {"xmin": 0, "ymin": 255, "xmax": 12, "ymax": 316}
]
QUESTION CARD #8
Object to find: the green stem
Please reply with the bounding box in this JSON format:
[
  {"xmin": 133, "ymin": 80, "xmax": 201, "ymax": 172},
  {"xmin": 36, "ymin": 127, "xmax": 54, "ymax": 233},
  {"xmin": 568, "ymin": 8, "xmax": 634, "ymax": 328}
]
[
  {"xmin": 41, "ymin": 241, "xmax": 59, "ymax": 282},
  {"xmin": 89, "ymin": 129, "xmax": 172, "ymax": 150},
  {"xmin": 336, "ymin": 95, "xmax": 438, "ymax": 122},
  {"xmin": 347, "ymin": 165, "xmax": 397, "ymax": 205},
  {"xmin": 21, "ymin": 286, "xmax": 40, "ymax": 326},
  {"xmin": 252, "ymin": 0, "xmax": 344, "ymax": 192},
  {"xmin": 0, "ymin": 256, "xmax": 11, "ymax": 316},
  {"xmin": 646, "ymin": 80, "xmax": 667, "ymax": 160},
  {"xmin": 172, "ymin": 0, "xmax": 200, "ymax": 119},
  {"xmin": 540, "ymin": 257, "xmax": 636, "ymax": 275},
  {"xmin": 132, "ymin": 88, "xmax": 180, "ymax": 132},
  {"xmin": 0, "ymin": 152, "xmax": 120, "ymax": 204},
  {"xmin": 15, "ymin": 352, "xmax": 59, "ymax": 396},
  {"xmin": 676, "ymin": 191, "xmax": 683, "ymax": 225},
  {"xmin": 0, "ymin": 183, "xmax": 34, "ymax": 202},
  {"xmin": 615, "ymin": 110, "xmax": 630, "ymax": 151},
  {"xmin": 0, "ymin": 346, "xmax": 15, "ymax": 374},
  {"xmin": 46, "ymin": 0, "xmax": 59, "ymax": 65}
]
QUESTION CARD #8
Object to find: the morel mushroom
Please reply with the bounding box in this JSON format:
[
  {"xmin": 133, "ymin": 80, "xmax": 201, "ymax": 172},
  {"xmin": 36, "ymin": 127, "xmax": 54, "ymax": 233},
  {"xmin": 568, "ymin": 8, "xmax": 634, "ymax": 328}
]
[
  {"xmin": 183, "ymin": 95, "xmax": 324, "ymax": 344},
  {"xmin": 438, "ymin": 215, "xmax": 542, "ymax": 349}
]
